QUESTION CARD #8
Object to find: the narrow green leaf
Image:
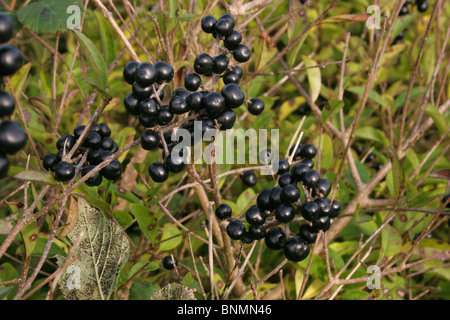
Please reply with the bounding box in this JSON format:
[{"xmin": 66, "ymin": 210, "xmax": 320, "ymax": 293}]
[
  {"xmin": 129, "ymin": 204, "xmax": 158, "ymax": 243},
  {"xmin": 10, "ymin": 62, "xmax": 31, "ymax": 97},
  {"xmin": 381, "ymin": 225, "xmax": 403, "ymax": 258},
  {"xmin": 13, "ymin": 170, "xmax": 58, "ymax": 186},
  {"xmin": 71, "ymin": 29, "xmax": 108, "ymax": 91},
  {"xmin": 387, "ymin": 148, "xmax": 405, "ymax": 205},
  {"xmin": 302, "ymin": 55, "xmax": 321, "ymax": 103},
  {"xmin": 158, "ymin": 223, "xmax": 182, "ymax": 252},
  {"xmin": 424, "ymin": 104, "xmax": 448, "ymax": 135}
]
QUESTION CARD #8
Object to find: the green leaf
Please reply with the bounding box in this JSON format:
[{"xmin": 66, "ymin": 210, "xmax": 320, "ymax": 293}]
[
  {"xmin": 56, "ymin": 198, "xmax": 130, "ymax": 300},
  {"xmin": 94, "ymin": 11, "xmax": 116, "ymax": 67},
  {"xmin": 129, "ymin": 279, "xmax": 159, "ymax": 300},
  {"xmin": 314, "ymin": 133, "xmax": 334, "ymax": 170},
  {"xmin": 254, "ymin": 35, "xmax": 277, "ymax": 71},
  {"xmin": 321, "ymin": 99, "xmax": 344, "ymax": 123},
  {"xmin": 424, "ymin": 104, "xmax": 448, "ymax": 135},
  {"xmin": 129, "ymin": 204, "xmax": 158, "ymax": 243},
  {"xmin": 17, "ymin": 0, "xmax": 84, "ymax": 33},
  {"xmin": 71, "ymin": 29, "xmax": 108, "ymax": 92},
  {"xmin": 236, "ymin": 188, "xmax": 256, "ymax": 213},
  {"xmin": 20, "ymin": 221, "xmax": 39, "ymax": 259},
  {"xmin": 387, "ymin": 148, "xmax": 405, "ymax": 205},
  {"xmin": 13, "ymin": 170, "xmax": 58, "ymax": 186},
  {"xmin": 302, "ymin": 55, "xmax": 321, "ymax": 103},
  {"xmin": 279, "ymin": 97, "xmax": 306, "ymax": 122},
  {"xmin": 10, "ymin": 62, "xmax": 31, "ymax": 98},
  {"xmin": 158, "ymin": 223, "xmax": 182, "ymax": 252},
  {"xmin": 381, "ymin": 225, "xmax": 403, "ymax": 258},
  {"xmin": 354, "ymin": 126, "xmax": 391, "ymax": 146},
  {"xmin": 347, "ymin": 86, "xmax": 384, "ymax": 106}
]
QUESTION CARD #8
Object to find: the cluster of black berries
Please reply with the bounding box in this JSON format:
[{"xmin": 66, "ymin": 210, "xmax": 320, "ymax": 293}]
[
  {"xmin": 43, "ymin": 123, "xmax": 121, "ymax": 185},
  {"xmin": 122, "ymin": 13, "xmax": 265, "ymax": 184},
  {"xmin": 0, "ymin": 13, "xmax": 26, "ymax": 179},
  {"xmin": 395, "ymin": 1, "xmax": 429, "ymax": 44},
  {"xmin": 219, "ymin": 143, "xmax": 342, "ymax": 262}
]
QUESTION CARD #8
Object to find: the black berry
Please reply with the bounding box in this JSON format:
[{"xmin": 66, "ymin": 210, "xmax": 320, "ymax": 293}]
[
  {"xmin": 0, "ymin": 120, "xmax": 27, "ymax": 154},
  {"xmin": 298, "ymin": 223, "xmax": 317, "ymax": 244},
  {"xmin": 154, "ymin": 61, "xmax": 174, "ymax": 84},
  {"xmin": 0, "ymin": 45, "xmax": 23, "ymax": 76},
  {"xmin": 233, "ymin": 44, "xmax": 251, "ymax": 63},
  {"xmin": 194, "ymin": 53, "xmax": 214, "ymax": 75},
  {"xmin": 265, "ymin": 227, "xmax": 286, "ymax": 250},
  {"xmin": 162, "ymin": 255, "xmax": 178, "ymax": 270},
  {"xmin": 226, "ymin": 221, "xmax": 246, "ymax": 240},
  {"xmin": 215, "ymin": 204, "xmax": 232, "ymax": 220},
  {"xmin": 149, "ymin": 161, "xmax": 169, "ymax": 183},
  {"xmin": 245, "ymin": 205, "xmax": 266, "ymax": 226},
  {"xmin": 0, "ymin": 90, "xmax": 15, "ymax": 117},
  {"xmin": 275, "ymin": 203, "xmax": 296, "ymax": 223},
  {"xmin": 43, "ymin": 153, "xmax": 58, "ymax": 172},
  {"xmin": 283, "ymin": 237, "xmax": 310, "ymax": 262},
  {"xmin": 184, "ymin": 73, "xmax": 202, "ymax": 91},
  {"xmin": 247, "ymin": 98, "xmax": 265, "ymax": 115},
  {"xmin": 54, "ymin": 161, "xmax": 75, "ymax": 182},
  {"xmin": 123, "ymin": 61, "xmax": 139, "ymax": 85},
  {"xmin": 0, "ymin": 13, "xmax": 13, "ymax": 44},
  {"xmin": 82, "ymin": 165, "xmax": 103, "ymax": 187}
]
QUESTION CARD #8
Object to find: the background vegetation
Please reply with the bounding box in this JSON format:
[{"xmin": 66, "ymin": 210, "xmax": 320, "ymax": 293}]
[{"xmin": 0, "ymin": 0, "xmax": 449, "ymax": 300}]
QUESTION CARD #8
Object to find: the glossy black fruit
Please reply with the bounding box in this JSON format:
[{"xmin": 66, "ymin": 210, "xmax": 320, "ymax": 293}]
[
  {"xmin": 279, "ymin": 172, "xmax": 295, "ymax": 188},
  {"xmin": 0, "ymin": 153, "xmax": 9, "ymax": 178},
  {"xmin": 84, "ymin": 131, "xmax": 102, "ymax": 150},
  {"xmin": 149, "ymin": 161, "xmax": 169, "ymax": 182},
  {"xmin": 245, "ymin": 205, "xmax": 266, "ymax": 226},
  {"xmin": 298, "ymin": 223, "xmax": 317, "ymax": 244},
  {"xmin": 241, "ymin": 232, "xmax": 254, "ymax": 244},
  {"xmin": 291, "ymin": 163, "xmax": 309, "ymax": 182},
  {"xmin": 302, "ymin": 169, "xmax": 320, "ymax": 189},
  {"xmin": 296, "ymin": 102, "xmax": 310, "ymax": 116},
  {"xmin": 186, "ymin": 92, "xmax": 203, "ymax": 111},
  {"xmin": 276, "ymin": 158, "xmax": 290, "ymax": 175},
  {"xmin": 214, "ymin": 16, "xmax": 234, "ymax": 36},
  {"xmin": 269, "ymin": 186, "xmax": 283, "ymax": 209},
  {"xmin": 134, "ymin": 62, "xmax": 156, "ymax": 87},
  {"xmin": 300, "ymin": 144, "xmax": 317, "ymax": 159},
  {"xmin": 173, "ymin": 88, "xmax": 190, "ymax": 100},
  {"xmin": 141, "ymin": 129, "xmax": 160, "ymax": 150},
  {"xmin": 132, "ymin": 81, "xmax": 153, "ymax": 100},
  {"xmin": 247, "ymin": 98, "xmax": 265, "ymax": 115},
  {"xmin": 275, "ymin": 203, "xmax": 296, "ymax": 223},
  {"xmin": 329, "ymin": 199, "xmax": 341, "ymax": 218},
  {"xmin": 139, "ymin": 113, "xmax": 157, "ymax": 128},
  {"xmin": 43, "ymin": 153, "xmax": 58, "ymax": 172},
  {"xmin": 314, "ymin": 198, "xmax": 332, "ymax": 217},
  {"xmin": 0, "ymin": 13, "xmax": 13, "ymax": 44},
  {"xmin": 313, "ymin": 178, "xmax": 331, "ymax": 198},
  {"xmin": 0, "ymin": 45, "xmax": 23, "ymax": 76},
  {"xmin": 73, "ymin": 125, "xmax": 86, "ymax": 139},
  {"xmin": 82, "ymin": 165, "xmax": 103, "ymax": 187},
  {"xmin": 223, "ymin": 30, "xmax": 242, "ymax": 50},
  {"xmin": 0, "ymin": 90, "xmax": 15, "ymax": 117},
  {"xmin": 302, "ymin": 159, "xmax": 315, "ymax": 169},
  {"xmin": 417, "ymin": 0, "xmax": 428, "ymax": 12},
  {"xmin": 204, "ymin": 92, "xmax": 226, "ymax": 116},
  {"xmin": 54, "ymin": 161, "xmax": 75, "ymax": 182},
  {"xmin": 265, "ymin": 227, "xmax": 286, "ymax": 250},
  {"xmin": 312, "ymin": 215, "xmax": 330, "ymax": 231},
  {"xmin": 221, "ymin": 83, "xmax": 245, "ymax": 108},
  {"xmin": 248, "ymin": 225, "xmax": 266, "ymax": 240},
  {"xmin": 301, "ymin": 201, "xmax": 320, "ymax": 221},
  {"xmin": 97, "ymin": 123, "xmax": 111, "ymax": 138},
  {"xmin": 194, "ymin": 53, "xmax": 214, "ymax": 75},
  {"xmin": 215, "ymin": 204, "xmax": 232, "ymax": 220},
  {"xmin": 101, "ymin": 159, "xmax": 122, "ymax": 180},
  {"xmin": 0, "ymin": 120, "xmax": 27, "ymax": 154},
  {"xmin": 169, "ymin": 95, "xmax": 189, "ymax": 115},
  {"xmin": 56, "ymin": 134, "xmax": 76, "ymax": 151},
  {"xmin": 123, "ymin": 61, "xmax": 139, "ymax": 85},
  {"xmin": 154, "ymin": 61, "xmax": 174, "ymax": 84},
  {"xmin": 201, "ymin": 15, "xmax": 217, "ymax": 33},
  {"xmin": 216, "ymin": 109, "xmax": 236, "ymax": 130},
  {"xmin": 257, "ymin": 188, "xmax": 271, "ymax": 210},
  {"xmin": 289, "ymin": 144, "xmax": 303, "ymax": 160},
  {"xmin": 212, "ymin": 55, "xmax": 229, "ymax": 74},
  {"xmin": 184, "ymin": 73, "xmax": 202, "ymax": 92},
  {"xmin": 88, "ymin": 149, "xmax": 102, "ymax": 165},
  {"xmin": 162, "ymin": 255, "xmax": 178, "ymax": 270},
  {"xmin": 240, "ymin": 170, "xmax": 257, "ymax": 187},
  {"xmin": 281, "ymin": 184, "xmax": 300, "ymax": 204},
  {"xmin": 233, "ymin": 44, "xmax": 251, "ymax": 63},
  {"xmin": 226, "ymin": 221, "xmax": 246, "ymax": 240},
  {"xmin": 124, "ymin": 93, "xmax": 141, "ymax": 115},
  {"xmin": 283, "ymin": 237, "xmax": 310, "ymax": 262},
  {"xmin": 222, "ymin": 70, "xmax": 240, "ymax": 84},
  {"xmin": 399, "ymin": 4, "xmax": 409, "ymax": 15},
  {"xmin": 139, "ymin": 98, "xmax": 159, "ymax": 117},
  {"xmin": 156, "ymin": 108, "xmax": 174, "ymax": 126}
]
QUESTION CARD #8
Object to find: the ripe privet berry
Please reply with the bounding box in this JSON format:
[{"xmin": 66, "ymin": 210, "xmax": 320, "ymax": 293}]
[
  {"xmin": 241, "ymin": 232, "xmax": 254, "ymax": 244},
  {"xmin": 139, "ymin": 98, "xmax": 159, "ymax": 117},
  {"xmin": 162, "ymin": 255, "xmax": 178, "ymax": 270},
  {"xmin": 134, "ymin": 62, "xmax": 156, "ymax": 87},
  {"xmin": 194, "ymin": 53, "xmax": 214, "ymax": 75},
  {"xmin": 313, "ymin": 178, "xmax": 331, "ymax": 198},
  {"xmin": 215, "ymin": 204, "xmax": 232, "ymax": 220},
  {"xmin": 54, "ymin": 161, "xmax": 75, "ymax": 182},
  {"xmin": 265, "ymin": 227, "xmax": 286, "ymax": 250},
  {"xmin": 0, "ymin": 13, "xmax": 13, "ymax": 44},
  {"xmin": 303, "ymin": 159, "xmax": 315, "ymax": 169},
  {"xmin": 43, "ymin": 153, "xmax": 58, "ymax": 172},
  {"xmin": 240, "ymin": 170, "xmax": 257, "ymax": 187},
  {"xmin": 417, "ymin": 0, "xmax": 428, "ymax": 12},
  {"xmin": 0, "ymin": 90, "xmax": 15, "ymax": 117},
  {"xmin": 279, "ymin": 172, "xmax": 295, "ymax": 188},
  {"xmin": 223, "ymin": 30, "xmax": 242, "ymax": 50},
  {"xmin": 399, "ymin": 3, "xmax": 409, "ymax": 15},
  {"xmin": 233, "ymin": 44, "xmax": 251, "ymax": 63},
  {"xmin": 257, "ymin": 188, "xmax": 271, "ymax": 211},
  {"xmin": 245, "ymin": 205, "xmax": 266, "ymax": 226},
  {"xmin": 291, "ymin": 163, "xmax": 309, "ymax": 182},
  {"xmin": 148, "ymin": 161, "xmax": 169, "ymax": 183},
  {"xmin": 329, "ymin": 200, "xmax": 341, "ymax": 218},
  {"xmin": 201, "ymin": 15, "xmax": 217, "ymax": 33},
  {"xmin": 247, "ymin": 98, "xmax": 265, "ymax": 115},
  {"xmin": 301, "ymin": 201, "xmax": 320, "ymax": 221},
  {"xmin": 184, "ymin": 73, "xmax": 202, "ymax": 92},
  {"xmin": 0, "ymin": 120, "xmax": 27, "ymax": 154},
  {"xmin": 248, "ymin": 225, "xmax": 266, "ymax": 240},
  {"xmin": 173, "ymin": 88, "xmax": 190, "ymax": 100},
  {"xmin": 123, "ymin": 61, "xmax": 139, "ymax": 85},
  {"xmin": 124, "ymin": 94, "xmax": 140, "ymax": 115},
  {"xmin": 298, "ymin": 223, "xmax": 317, "ymax": 244},
  {"xmin": 300, "ymin": 144, "xmax": 317, "ymax": 159},
  {"xmin": 141, "ymin": 129, "xmax": 160, "ymax": 150},
  {"xmin": 221, "ymin": 83, "xmax": 245, "ymax": 108},
  {"xmin": 226, "ymin": 221, "xmax": 246, "ymax": 240},
  {"xmin": 302, "ymin": 169, "xmax": 320, "ymax": 189},
  {"xmin": 82, "ymin": 165, "xmax": 103, "ymax": 187},
  {"xmin": 139, "ymin": 114, "xmax": 157, "ymax": 128},
  {"xmin": 289, "ymin": 145, "xmax": 303, "ymax": 161},
  {"xmin": 214, "ymin": 16, "xmax": 234, "ymax": 36},
  {"xmin": 296, "ymin": 102, "xmax": 310, "ymax": 116},
  {"xmin": 312, "ymin": 215, "xmax": 330, "ymax": 231},
  {"xmin": 275, "ymin": 203, "xmax": 296, "ymax": 223},
  {"xmin": 132, "ymin": 81, "xmax": 153, "ymax": 100},
  {"xmin": 222, "ymin": 70, "xmax": 240, "ymax": 85},
  {"xmin": 283, "ymin": 237, "xmax": 310, "ymax": 262},
  {"xmin": 169, "ymin": 96, "xmax": 189, "ymax": 115},
  {"xmin": 216, "ymin": 109, "xmax": 236, "ymax": 130},
  {"xmin": 154, "ymin": 61, "xmax": 174, "ymax": 84},
  {"xmin": 269, "ymin": 186, "xmax": 283, "ymax": 209},
  {"xmin": 56, "ymin": 134, "xmax": 76, "ymax": 151},
  {"xmin": 186, "ymin": 92, "xmax": 203, "ymax": 111},
  {"xmin": 204, "ymin": 92, "xmax": 226, "ymax": 116},
  {"xmin": 101, "ymin": 159, "xmax": 122, "ymax": 180},
  {"xmin": 156, "ymin": 108, "xmax": 174, "ymax": 126},
  {"xmin": 88, "ymin": 149, "xmax": 102, "ymax": 165},
  {"xmin": 212, "ymin": 55, "xmax": 229, "ymax": 74},
  {"xmin": 276, "ymin": 158, "xmax": 290, "ymax": 175},
  {"xmin": 84, "ymin": 131, "xmax": 102, "ymax": 150},
  {"xmin": 314, "ymin": 198, "xmax": 332, "ymax": 217},
  {"xmin": 281, "ymin": 184, "xmax": 300, "ymax": 204},
  {"xmin": 97, "ymin": 123, "xmax": 111, "ymax": 138},
  {"xmin": 164, "ymin": 153, "xmax": 186, "ymax": 173},
  {"xmin": 0, "ymin": 45, "xmax": 24, "ymax": 77},
  {"xmin": 0, "ymin": 153, "xmax": 9, "ymax": 179}
]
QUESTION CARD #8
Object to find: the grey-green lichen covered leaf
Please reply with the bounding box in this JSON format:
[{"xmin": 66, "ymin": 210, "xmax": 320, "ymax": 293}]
[
  {"xmin": 57, "ymin": 198, "xmax": 129, "ymax": 300},
  {"xmin": 149, "ymin": 283, "xmax": 197, "ymax": 300}
]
